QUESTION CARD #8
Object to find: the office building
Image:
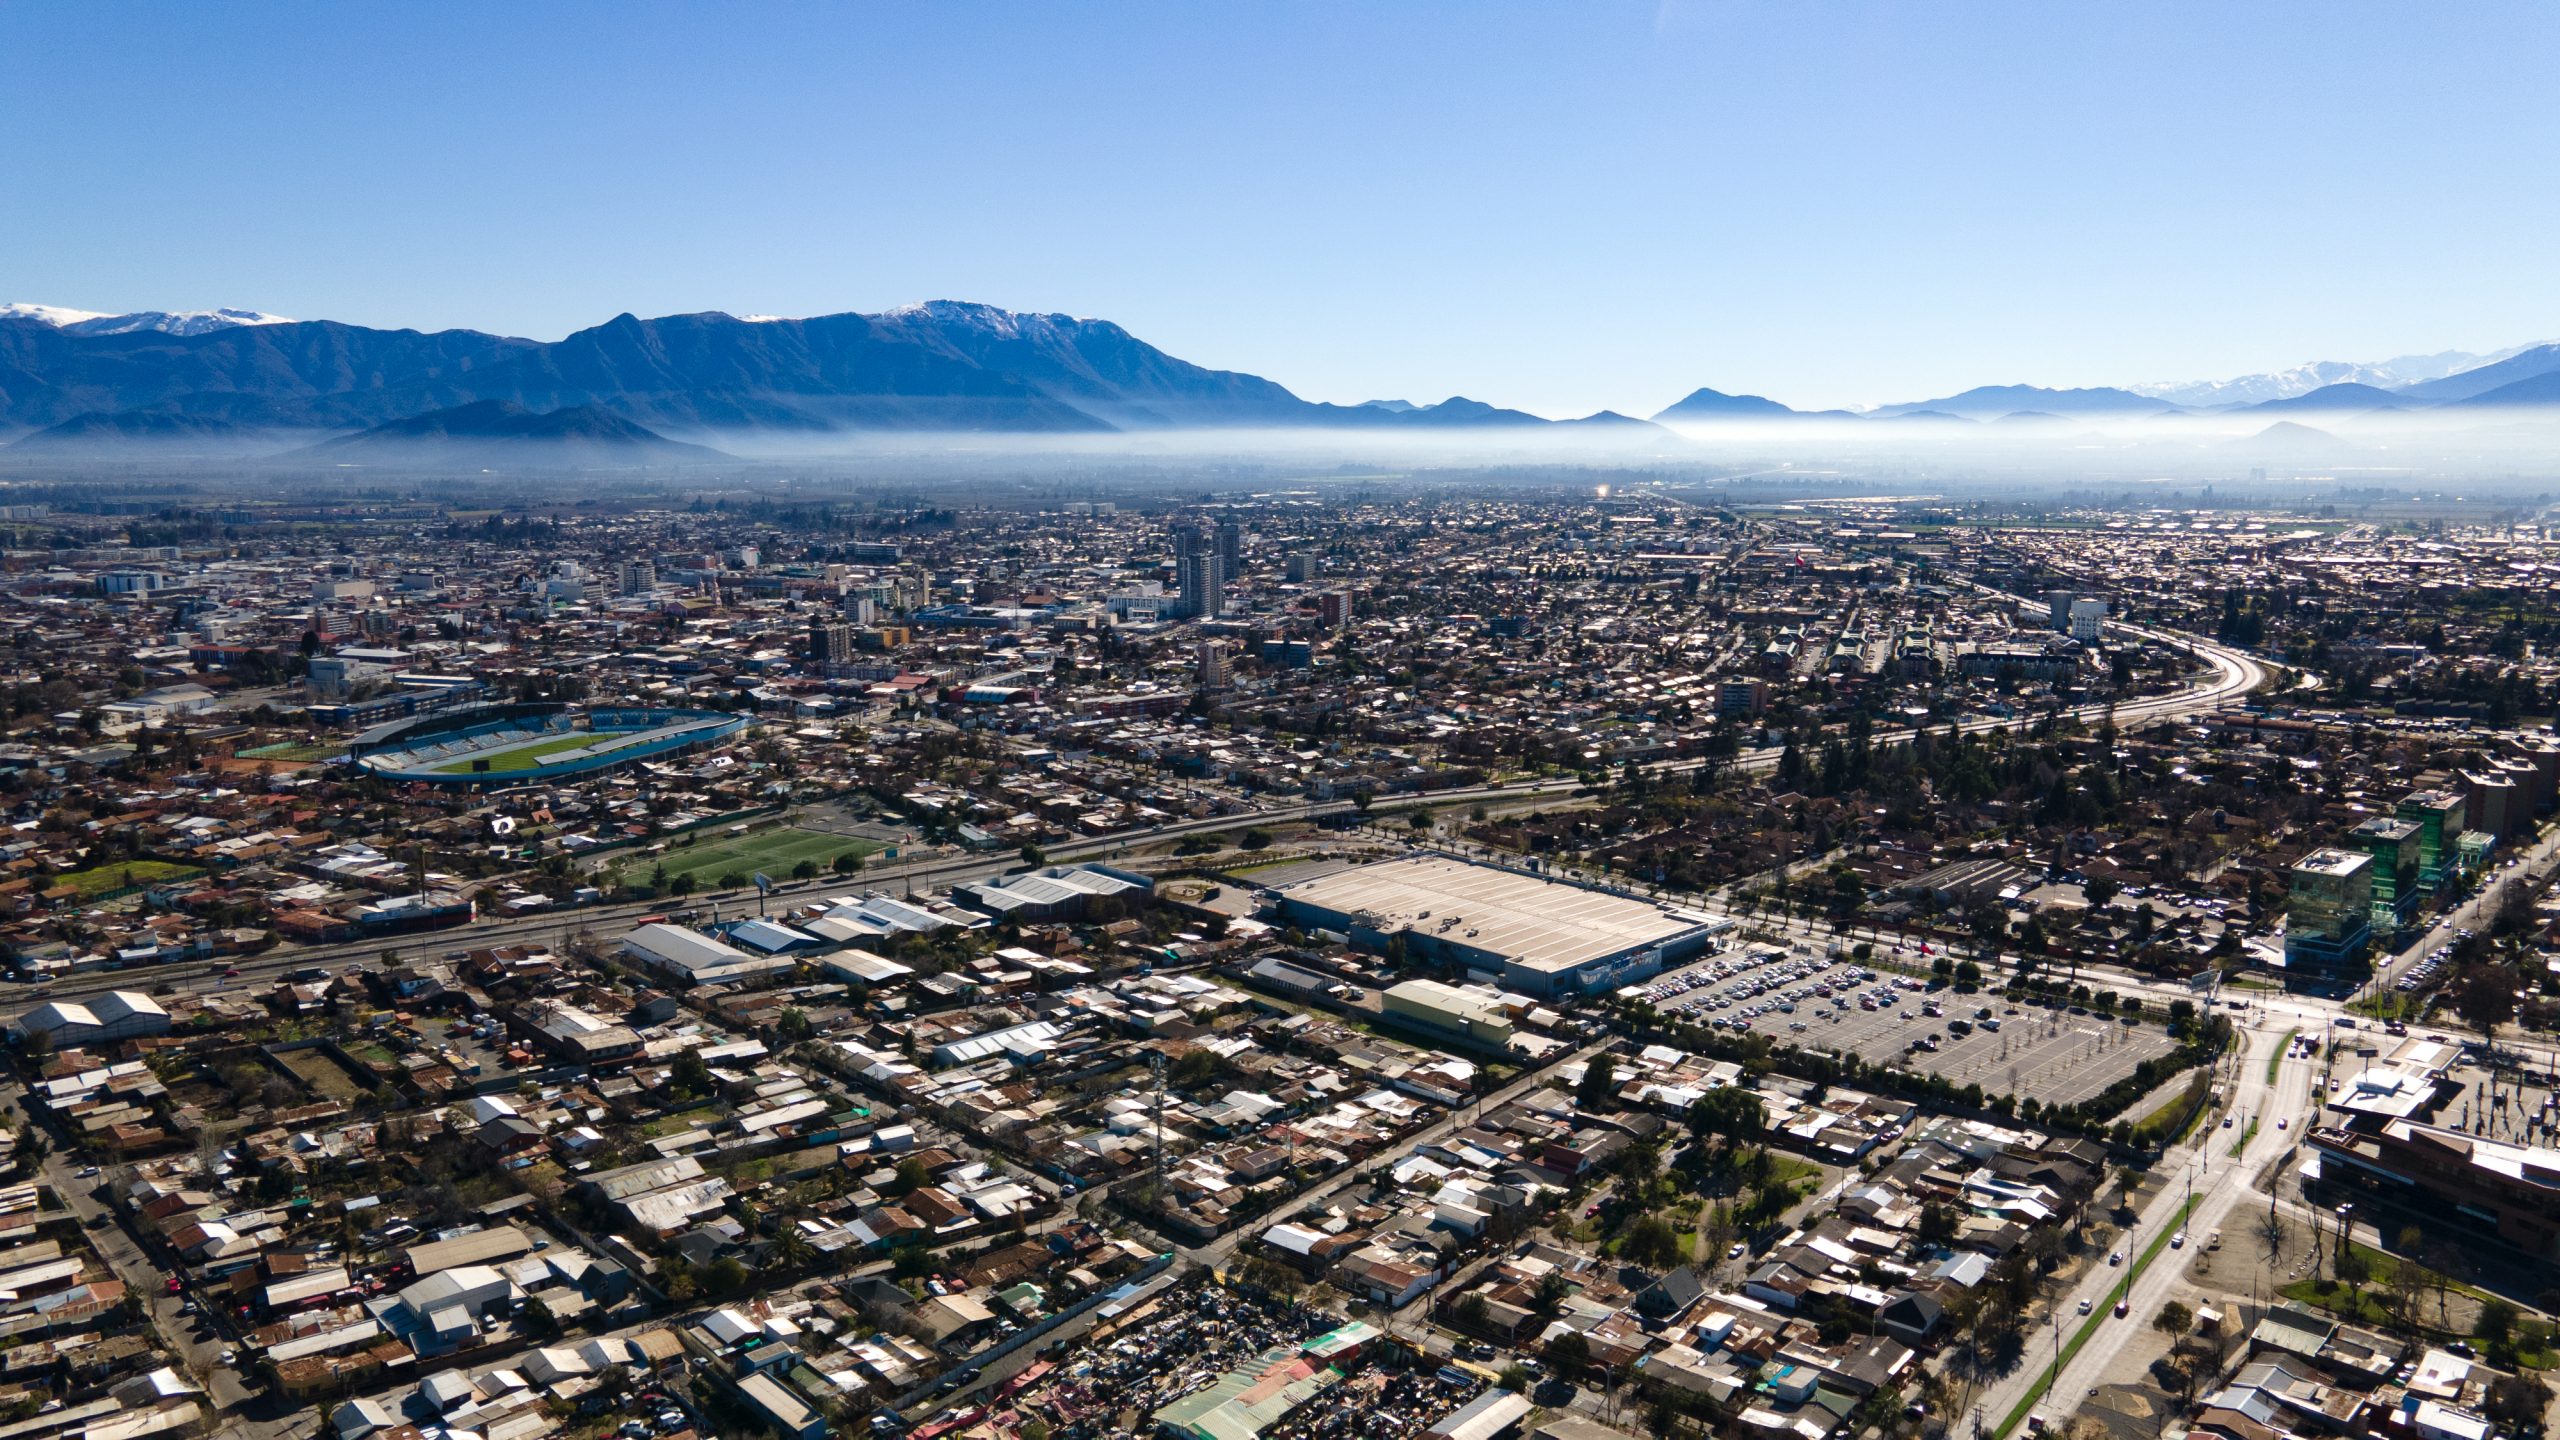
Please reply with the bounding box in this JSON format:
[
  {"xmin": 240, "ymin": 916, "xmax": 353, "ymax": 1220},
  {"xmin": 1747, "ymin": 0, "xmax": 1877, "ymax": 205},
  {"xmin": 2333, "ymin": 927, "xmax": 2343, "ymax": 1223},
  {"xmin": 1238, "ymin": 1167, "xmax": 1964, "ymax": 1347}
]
[
  {"xmin": 2349, "ymin": 816, "xmax": 2422, "ymax": 940},
  {"xmin": 617, "ymin": 559, "xmax": 656, "ymax": 595},
  {"xmin": 2067, "ymin": 598, "xmax": 2108, "ymax": 642},
  {"xmin": 2395, "ymin": 789, "xmax": 2468, "ymax": 895},
  {"xmin": 2309, "ymin": 1118, "xmax": 2560, "ymax": 1262},
  {"xmin": 2285, "ymin": 848, "xmax": 2373, "ymax": 979},
  {"xmin": 1198, "ymin": 639, "xmax": 1230, "ymax": 689},
  {"xmin": 1287, "ymin": 551, "xmax": 1322, "ymax": 583}
]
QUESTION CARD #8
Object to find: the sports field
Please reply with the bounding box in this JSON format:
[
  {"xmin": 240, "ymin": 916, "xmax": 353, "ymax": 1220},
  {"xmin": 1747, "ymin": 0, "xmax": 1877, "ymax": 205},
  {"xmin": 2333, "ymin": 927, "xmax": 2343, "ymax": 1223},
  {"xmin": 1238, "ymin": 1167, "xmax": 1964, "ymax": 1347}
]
[
  {"xmin": 432, "ymin": 731, "xmax": 610, "ymax": 775},
  {"xmin": 649, "ymin": 827, "xmax": 882, "ymax": 886}
]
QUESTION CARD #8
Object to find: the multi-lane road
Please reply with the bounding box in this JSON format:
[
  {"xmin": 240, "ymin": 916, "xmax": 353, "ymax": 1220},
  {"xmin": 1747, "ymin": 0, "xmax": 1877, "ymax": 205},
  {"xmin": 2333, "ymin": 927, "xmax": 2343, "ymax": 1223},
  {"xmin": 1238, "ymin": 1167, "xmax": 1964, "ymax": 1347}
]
[
  {"xmin": 15, "ymin": 615, "xmax": 2267, "ymax": 1014},
  {"xmin": 1969, "ymin": 1006, "xmax": 2321, "ymax": 1438}
]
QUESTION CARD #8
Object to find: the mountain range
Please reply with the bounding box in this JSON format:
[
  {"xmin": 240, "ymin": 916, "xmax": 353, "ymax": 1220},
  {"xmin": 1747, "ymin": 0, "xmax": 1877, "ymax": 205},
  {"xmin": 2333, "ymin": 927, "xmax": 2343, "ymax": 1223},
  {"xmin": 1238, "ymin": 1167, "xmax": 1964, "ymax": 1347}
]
[
  {"xmin": 8, "ymin": 298, "xmax": 2560, "ymax": 457},
  {"xmin": 308, "ymin": 400, "xmax": 723, "ymax": 465}
]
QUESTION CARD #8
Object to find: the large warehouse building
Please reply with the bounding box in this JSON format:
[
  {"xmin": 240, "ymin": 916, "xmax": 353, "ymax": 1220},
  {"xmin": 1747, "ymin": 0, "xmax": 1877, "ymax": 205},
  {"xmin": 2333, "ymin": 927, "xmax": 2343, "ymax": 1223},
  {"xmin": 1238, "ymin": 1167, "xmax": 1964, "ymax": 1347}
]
[
  {"xmin": 13, "ymin": 991, "xmax": 171, "ymax": 1048},
  {"xmin": 1382, "ymin": 979, "xmax": 1517, "ymax": 1050},
  {"xmin": 1273, "ymin": 853, "xmax": 1715, "ymax": 997}
]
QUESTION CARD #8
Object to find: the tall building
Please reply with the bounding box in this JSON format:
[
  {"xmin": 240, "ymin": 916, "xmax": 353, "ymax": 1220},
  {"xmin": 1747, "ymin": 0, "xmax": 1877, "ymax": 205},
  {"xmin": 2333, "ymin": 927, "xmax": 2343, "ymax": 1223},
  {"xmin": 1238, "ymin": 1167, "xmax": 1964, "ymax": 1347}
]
[
  {"xmin": 1175, "ymin": 527, "xmax": 1226, "ymax": 620},
  {"xmin": 1286, "ymin": 551, "xmax": 1321, "ymax": 584},
  {"xmin": 618, "ymin": 560, "xmax": 656, "ymax": 595},
  {"xmin": 1316, "ymin": 590, "xmax": 1351, "ymax": 630},
  {"xmin": 1216, "ymin": 520, "xmax": 1242, "ymax": 571},
  {"xmin": 2067, "ymin": 598, "xmax": 2108, "ymax": 642},
  {"xmin": 2396, "ymin": 788, "xmax": 2468, "ymax": 895},
  {"xmin": 2349, "ymin": 816, "xmax": 2423, "ymax": 940},
  {"xmin": 1197, "ymin": 639, "xmax": 1230, "ymax": 689},
  {"xmin": 2285, "ymin": 848, "xmax": 2374, "ymax": 979},
  {"xmin": 808, "ymin": 619, "xmax": 855, "ymax": 666}
]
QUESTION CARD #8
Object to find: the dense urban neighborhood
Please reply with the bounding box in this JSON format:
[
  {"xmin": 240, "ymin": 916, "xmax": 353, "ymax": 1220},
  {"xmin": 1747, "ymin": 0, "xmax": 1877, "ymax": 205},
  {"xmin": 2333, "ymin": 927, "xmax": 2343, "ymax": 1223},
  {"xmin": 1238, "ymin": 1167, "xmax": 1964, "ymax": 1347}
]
[{"xmin": 0, "ymin": 481, "xmax": 2552, "ymax": 1440}]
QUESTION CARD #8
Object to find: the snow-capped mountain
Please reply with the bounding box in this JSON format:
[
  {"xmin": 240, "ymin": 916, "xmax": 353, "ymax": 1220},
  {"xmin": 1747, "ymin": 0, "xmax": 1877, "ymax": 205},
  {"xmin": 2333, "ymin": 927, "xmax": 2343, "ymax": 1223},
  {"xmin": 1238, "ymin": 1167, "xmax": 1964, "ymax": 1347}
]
[
  {"xmin": 1, "ymin": 302, "xmax": 293, "ymax": 337},
  {"xmin": 2131, "ymin": 345, "xmax": 2546, "ymax": 407}
]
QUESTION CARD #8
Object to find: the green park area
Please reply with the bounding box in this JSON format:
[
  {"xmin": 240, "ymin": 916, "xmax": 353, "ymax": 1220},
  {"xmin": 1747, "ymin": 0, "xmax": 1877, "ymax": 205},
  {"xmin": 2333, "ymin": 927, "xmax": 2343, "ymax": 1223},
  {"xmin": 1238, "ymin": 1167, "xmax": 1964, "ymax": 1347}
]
[
  {"xmin": 645, "ymin": 827, "xmax": 882, "ymax": 888},
  {"xmin": 54, "ymin": 859, "xmax": 203, "ymax": 899}
]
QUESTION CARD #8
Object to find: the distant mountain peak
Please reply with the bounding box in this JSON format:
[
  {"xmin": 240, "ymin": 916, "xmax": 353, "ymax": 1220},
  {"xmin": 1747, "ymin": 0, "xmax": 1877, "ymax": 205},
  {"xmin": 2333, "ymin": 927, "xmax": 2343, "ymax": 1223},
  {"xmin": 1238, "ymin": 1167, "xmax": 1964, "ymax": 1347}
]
[
  {"xmin": 1869, "ymin": 384, "xmax": 2172, "ymax": 420},
  {"xmin": 2, "ymin": 302, "xmax": 293, "ymax": 337},
  {"xmin": 2135, "ymin": 344, "xmax": 2549, "ymax": 407},
  {"xmin": 1652, "ymin": 386, "xmax": 1798, "ymax": 422}
]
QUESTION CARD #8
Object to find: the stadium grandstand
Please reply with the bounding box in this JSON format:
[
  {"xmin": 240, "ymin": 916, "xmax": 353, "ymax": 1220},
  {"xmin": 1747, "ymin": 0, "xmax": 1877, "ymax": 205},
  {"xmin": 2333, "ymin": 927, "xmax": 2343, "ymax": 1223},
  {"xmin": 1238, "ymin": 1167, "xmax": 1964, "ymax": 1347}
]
[{"xmin": 346, "ymin": 702, "xmax": 750, "ymax": 786}]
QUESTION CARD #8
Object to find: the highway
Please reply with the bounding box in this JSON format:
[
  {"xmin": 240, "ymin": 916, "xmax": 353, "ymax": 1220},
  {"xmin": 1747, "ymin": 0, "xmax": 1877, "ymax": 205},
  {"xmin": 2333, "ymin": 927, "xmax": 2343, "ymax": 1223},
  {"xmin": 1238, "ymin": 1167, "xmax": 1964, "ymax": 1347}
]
[{"xmin": 15, "ymin": 615, "xmax": 2266, "ymax": 1013}]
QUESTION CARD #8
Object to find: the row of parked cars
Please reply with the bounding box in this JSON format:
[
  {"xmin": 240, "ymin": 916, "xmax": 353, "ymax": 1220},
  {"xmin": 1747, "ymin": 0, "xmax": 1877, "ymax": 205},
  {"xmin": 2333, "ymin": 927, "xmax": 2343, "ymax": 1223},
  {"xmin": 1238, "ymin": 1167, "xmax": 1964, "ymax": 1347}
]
[{"xmin": 2395, "ymin": 938, "xmax": 2465, "ymax": 992}]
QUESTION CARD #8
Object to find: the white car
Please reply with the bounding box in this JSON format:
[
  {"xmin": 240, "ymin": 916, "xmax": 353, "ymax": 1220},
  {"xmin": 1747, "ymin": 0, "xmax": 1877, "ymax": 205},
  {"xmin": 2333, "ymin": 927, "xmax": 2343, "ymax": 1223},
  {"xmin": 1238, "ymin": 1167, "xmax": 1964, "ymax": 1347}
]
[
  {"xmin": 2108, "ymin": 1251, "xmax": 2124, "ymax": 1266},
  {"xmin": 2169, "ymin": 1231, "xmax": 2186, "ymax": 1249},
  {"xmin": 2078, "ymin": 1298, "xmax": 2094, "ymax": 1315}
]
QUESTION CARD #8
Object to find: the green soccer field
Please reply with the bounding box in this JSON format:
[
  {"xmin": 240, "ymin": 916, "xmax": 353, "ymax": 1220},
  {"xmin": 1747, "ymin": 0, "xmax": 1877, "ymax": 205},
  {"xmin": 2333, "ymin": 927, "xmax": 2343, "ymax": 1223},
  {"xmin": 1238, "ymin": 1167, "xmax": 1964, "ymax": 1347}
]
[
  {"xmin": 431, "ymin": 731, "xmax": 614, "ymax": 774},
  {"xmin": 647, "ymin": 828, "xmax": 882, "ymax": 886}
]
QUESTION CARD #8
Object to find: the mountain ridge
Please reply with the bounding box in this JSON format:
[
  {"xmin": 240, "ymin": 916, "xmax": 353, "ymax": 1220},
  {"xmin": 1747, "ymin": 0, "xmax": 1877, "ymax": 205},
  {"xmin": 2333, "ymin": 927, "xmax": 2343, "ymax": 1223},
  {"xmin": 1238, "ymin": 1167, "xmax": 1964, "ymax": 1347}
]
[
  {"xmin": 303, "ymin": 399, "xmax": 725, "ymax": 465},
  {"xmin": 8, "ymin": 300, "xmax": 2560, "ymax": 446}
]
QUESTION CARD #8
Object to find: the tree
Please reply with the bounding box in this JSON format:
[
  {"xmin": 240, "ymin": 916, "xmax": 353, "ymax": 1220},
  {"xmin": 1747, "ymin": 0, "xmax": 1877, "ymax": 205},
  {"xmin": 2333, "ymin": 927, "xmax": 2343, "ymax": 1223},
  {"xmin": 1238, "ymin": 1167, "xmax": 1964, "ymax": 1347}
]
[
  {"xmin": 775, "ymin": 1007, "xmax": 813, "ymax": 1043},
  {"xmin": 1577, "ymin": 1053, "xmax": 1619, "ymax": 1110},
  {"xmin": 1915, "ymin": 1201, "xmax": 1960, "ymax": 1248},
  {"xmin": 831, "ymin": 849, "xmax": 865, "ymax": 875},
  {"xmin": 1620, "ymin": 1212, "xmax": 1683, "ymax": 1269},
  {"xmin": 1687, "ymin": 1088, "xmax": 1766, "ymax": 1151},
  {"xmin": 704, "ymin": 1257, "xmax": 751, "ymax": 1295},
  {"xmin": 1534, "ymin": 1269, "xmax": 1575, "ymax": 1314},
  {"xmin": 1019, "ymin": 843, "xmax": 1046, "ymax": 867},
  {"xmin": 890, "ymin": 1157, "xmax": 929, "ymax": 1196},
  {"xmin": 1545, "ymin": 1329, "xmax": 1593, "ymax": 1378},
  {"xmin": 2084, "ymin": 875, "xmax": 2120, "ymax": 910},
  {"xmin": 518, "ymin": 1295, "xmax": 561, "ymax": 1338},
  {"xmin": 2152, "ymin": 1301, "xmax": 2192, "ymax": 1339},
  {"xmin": 2447, "ymin": 963, "xmax": 2517, "ymax": 1049},
  {"xmin": 2477, "ymin": 1297, "xmax": 2518, "ymax": 1347},
  {"xmin": 2482, "ymin": 1373, "xmax": 2554, "ymax": 1439},
  {"xmin": 670, "ymin": 1049, "xmax": 713, "ymax": 1097}
]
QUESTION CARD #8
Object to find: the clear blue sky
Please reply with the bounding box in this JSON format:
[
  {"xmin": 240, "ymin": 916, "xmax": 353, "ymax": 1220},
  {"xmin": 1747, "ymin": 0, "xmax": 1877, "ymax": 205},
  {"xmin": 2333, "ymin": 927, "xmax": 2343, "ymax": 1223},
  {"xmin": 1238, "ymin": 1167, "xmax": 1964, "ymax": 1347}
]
[{"xmin": 5, "ymin": 3, "xmax": 2556, "ymax": 416}]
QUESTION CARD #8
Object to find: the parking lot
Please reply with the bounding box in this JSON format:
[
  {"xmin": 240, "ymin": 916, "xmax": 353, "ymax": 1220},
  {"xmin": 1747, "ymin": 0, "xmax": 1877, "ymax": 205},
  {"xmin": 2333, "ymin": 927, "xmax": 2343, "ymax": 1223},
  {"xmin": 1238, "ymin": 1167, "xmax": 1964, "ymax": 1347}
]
[{"xmin": 1635, "ymin": 940, "xmax": 2177, "ymax": 1107}]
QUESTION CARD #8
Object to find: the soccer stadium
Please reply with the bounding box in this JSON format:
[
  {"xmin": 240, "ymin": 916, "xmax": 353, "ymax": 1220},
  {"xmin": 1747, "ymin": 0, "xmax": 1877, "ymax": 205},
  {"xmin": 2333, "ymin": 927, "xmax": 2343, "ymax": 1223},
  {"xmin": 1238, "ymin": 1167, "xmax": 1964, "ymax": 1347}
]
[{"xmin": 346, "ymin": 702, "xmax": 750, "ymax": 786}]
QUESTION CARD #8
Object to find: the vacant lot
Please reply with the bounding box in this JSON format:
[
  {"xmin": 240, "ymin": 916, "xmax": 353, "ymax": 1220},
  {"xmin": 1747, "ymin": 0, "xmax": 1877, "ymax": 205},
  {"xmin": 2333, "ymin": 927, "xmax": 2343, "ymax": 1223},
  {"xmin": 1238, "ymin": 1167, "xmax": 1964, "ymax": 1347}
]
[{"xmin": 54, "ymin": 859, "xmax": 202, "ymax": 899}]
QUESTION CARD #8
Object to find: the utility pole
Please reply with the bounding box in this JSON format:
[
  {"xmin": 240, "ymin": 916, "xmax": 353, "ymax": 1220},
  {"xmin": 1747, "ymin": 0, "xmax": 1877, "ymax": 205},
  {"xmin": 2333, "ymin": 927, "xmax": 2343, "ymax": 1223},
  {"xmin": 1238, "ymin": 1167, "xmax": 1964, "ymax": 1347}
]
[{"xmin": 1150, "ymin": 1050, "xmax": 1167, "ymax": 1209}]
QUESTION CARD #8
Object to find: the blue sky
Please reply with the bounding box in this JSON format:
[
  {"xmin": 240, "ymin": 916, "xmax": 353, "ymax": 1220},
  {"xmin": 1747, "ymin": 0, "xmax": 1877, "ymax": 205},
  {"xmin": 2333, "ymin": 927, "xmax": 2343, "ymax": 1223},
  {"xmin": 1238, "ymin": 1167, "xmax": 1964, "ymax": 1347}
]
[{"xmin": 5, "ymin": 2, "xmax": 2556, "ymax": 415}]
